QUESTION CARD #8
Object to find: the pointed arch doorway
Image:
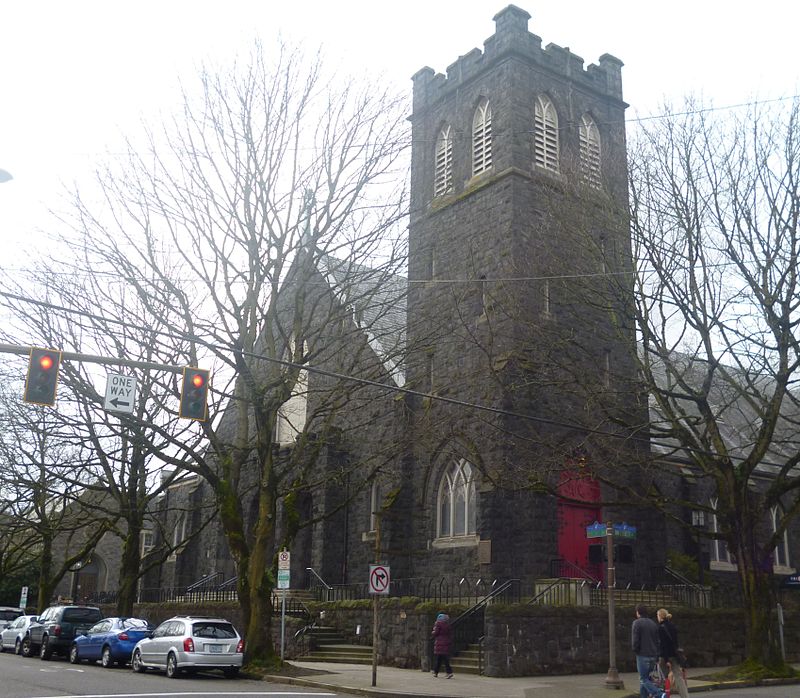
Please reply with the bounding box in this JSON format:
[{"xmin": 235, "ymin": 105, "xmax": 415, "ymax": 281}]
[{"xmin": 556, "ymin": 469, "xmax": 603, "ymax": 582}]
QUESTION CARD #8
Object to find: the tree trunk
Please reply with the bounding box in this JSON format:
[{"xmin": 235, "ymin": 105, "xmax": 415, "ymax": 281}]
[
  {"xmin": 244, "ymin": 480, "xmax": 278, "ymax": 665},
  {"xmin": 738, "ymin": 548, "xmax": 782, "ymax": 666},
  {"xmin": 36, "ymin": 537, "xmax": 54, "ymax": 612},
  {"xmin": 116, "ymin": 523, "xmax": 142, "ymax": 616}
]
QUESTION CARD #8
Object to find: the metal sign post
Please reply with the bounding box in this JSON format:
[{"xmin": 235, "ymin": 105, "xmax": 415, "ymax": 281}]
[
  {"xmin": 604, "ymin": 521, "xmax": 624, "ymax": 690},
  {"xmin": 278, "ymin": 550, "xmax": 290, "ymax": 661}
]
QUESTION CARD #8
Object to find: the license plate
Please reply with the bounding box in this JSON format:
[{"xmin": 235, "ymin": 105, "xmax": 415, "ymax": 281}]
[{"xmin": 207, "ymin": 644, "xmax": 223, "ymax": 653}]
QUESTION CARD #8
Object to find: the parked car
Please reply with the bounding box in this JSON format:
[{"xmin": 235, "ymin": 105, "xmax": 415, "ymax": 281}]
[
  {"xmin": 24, "ymin": 605, "xmax": 103, "ymax": 659},
  {"xmin": 131, "ymin": 615, "xmax": 243, "ymax": 678},
  {"xmin": 0, "ymin": 607, "xmax": 23, "ymax": 630},
  {"xmin": 69, "ymin": 617, "xmax": 151, "ymax": 667},
  {"xmin": 0, "ymin": 615, "xmax": 38, "ymax": 654}
]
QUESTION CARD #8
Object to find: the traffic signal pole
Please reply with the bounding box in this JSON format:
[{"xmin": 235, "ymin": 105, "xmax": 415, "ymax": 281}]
[{"xmin": 0, "ymin": 342, "xmax": 187, "ymax": 374}]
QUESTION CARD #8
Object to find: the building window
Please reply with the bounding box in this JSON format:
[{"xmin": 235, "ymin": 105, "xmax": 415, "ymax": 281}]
[
  {"xmin": 276, "ymin": 338, "xmax": 308, "ymax": 444},
  {"xmin": 140, "ymin": 531, "xmax": 154, "ymax": 557},
  {"xmin": 437, "ymin": 459, "xmax": 476, "ymax": 538},
  {"xmin": 710, "ymin": 498, "xmax": 734, "ymax": 567},
  {"xmin": 434, "ymin": 124, "xmax": 454, "ymax": 197},
  {"xmin": 534, "ymin": 95, "xmax": 559, "ymax": 172},
  {"xmin": 771, "ymin": 505, "xmax": 791, "ymax": 569},
  {"xmin": 579, "ymin": 113, "xmax": 601, "ymax": 186},
  {"xmin": 472, "ymin": 98, "xmax": 493, "ymax": 176}
]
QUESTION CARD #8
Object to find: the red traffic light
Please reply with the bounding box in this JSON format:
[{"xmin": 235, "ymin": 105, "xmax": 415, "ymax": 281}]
[
  {"xmin": 191, "ymin": 373, "xmax": 205, "ymax": 388},
  {"xmin": 23, "ymin": 348, "xmax": 62, "ymax": 406},
  {"xmin": 39, "ymin": 355, "xmax": 54, "ymax": 371}
]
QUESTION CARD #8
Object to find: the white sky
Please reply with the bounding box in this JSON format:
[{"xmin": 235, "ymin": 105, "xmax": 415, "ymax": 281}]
[{"xmin": 1, "ymin": 0, "xmax": 798, "ymax": 259}]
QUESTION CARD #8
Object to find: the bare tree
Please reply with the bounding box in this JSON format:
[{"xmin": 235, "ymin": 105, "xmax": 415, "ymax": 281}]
[
  {"xmin": 35, "ymin": 43, "xmax": 410, "ymax": 664},
  {"xmin": 0, "ymin": 387, "xmax": 111, "ymax": 611}
]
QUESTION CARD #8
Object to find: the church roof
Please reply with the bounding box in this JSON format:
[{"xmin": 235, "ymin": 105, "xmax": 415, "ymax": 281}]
[{"xmin": 317, "ymin": 253, "xmax": 407, "ymax": 387}]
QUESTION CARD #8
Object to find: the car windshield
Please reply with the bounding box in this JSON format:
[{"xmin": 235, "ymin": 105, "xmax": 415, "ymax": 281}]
[
  {"xmin": 192, "ymin": 622, "xmax": 236, "ymax": 639},
  {"xmin": 62, "ymin": 608, "xmax": 102, "ymax": 623}
]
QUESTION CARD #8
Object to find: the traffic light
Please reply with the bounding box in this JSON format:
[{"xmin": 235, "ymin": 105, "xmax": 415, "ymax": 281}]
[
  {"xmin": 179, "ymin": 367, "xmax": 210, "ymax": 421},
  {"xmin": 23, "ymin": 348, "xmax": 62, "ymax": 406}
]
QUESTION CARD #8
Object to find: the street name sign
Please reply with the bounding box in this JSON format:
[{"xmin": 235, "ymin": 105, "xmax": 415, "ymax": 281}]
[{"xmin": 104, "ymin": 373, "xmax": 137, "ymax": 414}]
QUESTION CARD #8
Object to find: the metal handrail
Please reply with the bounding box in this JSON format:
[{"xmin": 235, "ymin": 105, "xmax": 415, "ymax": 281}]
[
  {"xmin": 550, "ymin": 557, "xmax": 600, "ymax": 585},
  {"xmin": 218, "ymin": 576, "xmax": 238, "ymax": 590},
  {"xmin": 660, "ymin": 565, "xmax": 705, "ymax": 592},
  {"xmin": 527, "ymin": 578, "xmax": 564, "ymax": 605},
  {"xmin": 452, "ymin": 578, "xmax": 520, "ymax": 628},
  {"xmin": 187, "ymin": 571, "xmax": 222, "ymax": 592},
  {"xmin": 306, "ymin": 567, "xmax": 332, "ymax": 590}
]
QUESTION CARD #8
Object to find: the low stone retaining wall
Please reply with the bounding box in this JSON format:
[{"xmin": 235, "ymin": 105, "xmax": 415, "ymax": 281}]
[{"xmin": 98, "ymin": 599, "xmax": 799, "ymax": 676}]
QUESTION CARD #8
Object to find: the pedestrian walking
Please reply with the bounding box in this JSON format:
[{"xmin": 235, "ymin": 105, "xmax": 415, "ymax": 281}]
[
  {"xmin": 657, "ymin": 608, "xmax": 689, "ymax": 698},
  {"xmin": 631, "ymin": 604, "xmax": 662, "ymax": 698},
  {"xmin": 431, "ymin": 612, "xmax": 453, "ymax": 678}
]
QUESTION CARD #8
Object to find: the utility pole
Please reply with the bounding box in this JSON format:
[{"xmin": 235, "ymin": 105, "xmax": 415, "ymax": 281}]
[
  {"xmin": 604, "ymin": 521, "xmax": 624, "ymax": 690},
  {"xmin": 371, "ymin": 512, "xmax": 381, "ymax": 687}
]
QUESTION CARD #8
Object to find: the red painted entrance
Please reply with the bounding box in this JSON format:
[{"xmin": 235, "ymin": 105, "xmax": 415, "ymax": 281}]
[{"xmin": 557, "ymin": 470, "xmax": 603, "ymax": 582}]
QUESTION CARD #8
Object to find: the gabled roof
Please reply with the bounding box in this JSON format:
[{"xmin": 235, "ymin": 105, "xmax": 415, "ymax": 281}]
[{"xmin": 317, "ymin": 254, "xmax": 407, "ymax": 387}]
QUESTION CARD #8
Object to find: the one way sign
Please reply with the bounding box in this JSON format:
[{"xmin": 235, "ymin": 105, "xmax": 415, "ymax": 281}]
[{"xmin": 104, "ymin": 373, "xmax": 138, "ymax": 414}]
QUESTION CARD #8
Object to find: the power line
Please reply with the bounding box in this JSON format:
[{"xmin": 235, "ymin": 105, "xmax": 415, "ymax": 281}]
[{"xmin": 0, "ymin": 287, "xmax": 794, "ymax": 472}]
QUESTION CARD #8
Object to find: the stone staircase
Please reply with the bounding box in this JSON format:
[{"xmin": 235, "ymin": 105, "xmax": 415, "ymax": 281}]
[
  {"xmin": 298, "ymin": 625, "xmax": 373, "ymax": 665},
  {"xmin": 450, "ymin": 643, "xmax": 481, "ymax": 675}
]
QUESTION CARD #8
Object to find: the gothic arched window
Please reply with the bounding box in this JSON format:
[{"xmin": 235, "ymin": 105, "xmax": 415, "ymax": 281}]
[
  {"xmin": 710, "ymin": 498, "xmax": 733, "ymax": 566},
  {"xmin": 437, "ymin": 459, "xmax": 476, "ymax": 538},
  {"xmin": 534, "ymin": 95, "xmax": 559, "ymax": 172},
  {"xmin": 771, "ymin": 505, "xmax": 791, "ymax": 568},
  {"xmin": 472, "ymin": 99, "xmax": 493, "ymax": 176},
  {"xmin": 579, "ymin": 113, "xmax": 601, "ymax": 186},
  {"xmin": 434, "ymin": 124, "xmax": 453, "ymax": 197}
]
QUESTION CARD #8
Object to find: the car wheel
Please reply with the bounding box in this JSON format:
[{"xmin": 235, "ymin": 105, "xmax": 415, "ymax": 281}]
[
  {"xmin": 69, "ymin": 644, "xmax": 81, "ymax": 664},
  {"xmin": 15, "ymin": 638, "xmax": 22, "ymax": 655},
  {"xmin": 21, "ymin": 636, "xmax": 34, "ymax": 658},
  {"xmin": 40, "ymin": 636, "xmax": 52, "ymax": 660},
  {"xmin": 101, "ymin": 645, "xmax": 115, "ymax": 668},
  {"xmin": 165, "ymin": 652, "xmax": 179, "ymax": 679},
  {"xmin": 131, "ymin": 649, "xmax": 146, "ymax": 673},
  {"xmin": 223, "ymin": 667, "xmax": 240, "ymax": 679}
]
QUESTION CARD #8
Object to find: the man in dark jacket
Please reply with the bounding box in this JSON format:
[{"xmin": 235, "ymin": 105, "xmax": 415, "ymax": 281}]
[{"xmin": 631, "ymin": 604, "xmax": 661, "ymax": 698}]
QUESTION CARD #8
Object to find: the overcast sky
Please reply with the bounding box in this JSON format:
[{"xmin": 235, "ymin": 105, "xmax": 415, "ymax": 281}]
[{"xmin": 1, "ymin": 0, "xmax": 798, "ymax": 260}]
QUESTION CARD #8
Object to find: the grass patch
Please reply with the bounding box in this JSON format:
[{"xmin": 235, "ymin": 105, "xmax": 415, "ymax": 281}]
[{"xmin": 700, "ymin": 659, "xmax": 798, "ymax": 682}]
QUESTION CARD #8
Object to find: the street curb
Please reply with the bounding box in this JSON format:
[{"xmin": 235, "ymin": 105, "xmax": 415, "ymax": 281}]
[
  {"xmin": 260, "ymin": 673, "xmax": 462, "ymax": 698},
  {"xmin": 618, "ymin": 675, "xmax": 800, "ymax": 696}
]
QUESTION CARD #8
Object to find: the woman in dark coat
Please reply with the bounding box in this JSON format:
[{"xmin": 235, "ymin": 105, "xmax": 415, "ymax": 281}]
[
  {"xmin": 657, "ymin": 608, "xmax": 689, "ymax": 698},
  {"xmin": 431, "ymin": 613, "xmax": 453, "ymax": 678}
]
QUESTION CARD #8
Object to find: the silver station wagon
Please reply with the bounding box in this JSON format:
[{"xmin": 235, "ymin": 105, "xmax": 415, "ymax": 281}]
[{"xmin": 131, "ymin": 615, "xmax": 243, "ymax": 678}]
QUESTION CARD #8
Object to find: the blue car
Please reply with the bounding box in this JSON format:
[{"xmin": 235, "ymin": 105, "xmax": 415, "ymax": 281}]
[{"xmin": 69, "ymin": 617, "xmax": 151, "ymax": 667}]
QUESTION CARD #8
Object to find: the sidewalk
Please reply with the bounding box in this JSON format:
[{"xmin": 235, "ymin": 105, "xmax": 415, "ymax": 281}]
[{"xmin": 260, "ymin": 661, "xmax": 800, "ymax": 698}]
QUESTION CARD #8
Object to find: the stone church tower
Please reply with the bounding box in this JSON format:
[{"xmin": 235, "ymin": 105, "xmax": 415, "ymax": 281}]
[{"xmin": 399, "ymin": 5, "xmax": 658, "ymax": 586}]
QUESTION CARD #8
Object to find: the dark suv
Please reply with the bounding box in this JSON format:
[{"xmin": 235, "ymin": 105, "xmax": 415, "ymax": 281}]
[{"xmin": 24, "ymin": 605, "xmax": 103, "ymax": 660}]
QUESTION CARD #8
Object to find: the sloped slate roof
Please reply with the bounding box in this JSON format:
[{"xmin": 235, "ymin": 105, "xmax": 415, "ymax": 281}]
[
  {"xmin": 646, "ymin": 350, "xmax": 800, "ymax": 475},
  {"xmin": 317, "ymin": 254, "xmax": 407, "ymax": 387}
]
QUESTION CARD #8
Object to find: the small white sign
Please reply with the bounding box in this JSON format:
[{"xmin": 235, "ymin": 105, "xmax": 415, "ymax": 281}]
[
  {"xmin": 19, "ymin": 586, "xmax": 28, "ymax": 609},
  {"xmin": 277, "ymin": 569, "xmax": 291, "ymax": 589},
  {"xmin": 278, "ymin": 550, "xmax": 291, "ymax": 570},
  {"xmin": 104, "ymin": 373, "xmax": 137, "ymax": 414}
]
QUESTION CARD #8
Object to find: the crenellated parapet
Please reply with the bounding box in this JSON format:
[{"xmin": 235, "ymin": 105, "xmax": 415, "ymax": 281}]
[{"xmin": 412, "ymin": 4, "xmax": 624, "ymax": 112}]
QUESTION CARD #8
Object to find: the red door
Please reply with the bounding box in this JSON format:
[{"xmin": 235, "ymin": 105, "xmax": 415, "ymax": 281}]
[{"xmin": 557, "ymin": 471, "xmax": 603, "ymax": 581}]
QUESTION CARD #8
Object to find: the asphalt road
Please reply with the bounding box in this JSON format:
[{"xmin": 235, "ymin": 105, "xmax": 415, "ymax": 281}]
[{"xmin": 0, "ymin": 651, "xmax": 337, "ymax": 698}]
